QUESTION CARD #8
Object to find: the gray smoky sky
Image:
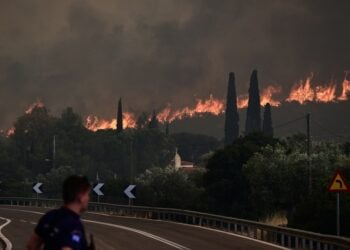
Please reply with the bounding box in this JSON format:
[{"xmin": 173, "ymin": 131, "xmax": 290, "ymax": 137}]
[{"xmin": 0, "ymin": 0, "xmax": 349, "ymax": 129}]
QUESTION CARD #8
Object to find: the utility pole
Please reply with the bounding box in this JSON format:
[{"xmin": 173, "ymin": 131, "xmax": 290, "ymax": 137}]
[
  {"xmin": 53, "ymin": 135, "xmax": 56, "ymax": 168},
  {"xmin": 306, "ymin": 113, "xmax": 312, "ymax": 194},
  {"xmin": 337, "ymin": 192, "xmax": 340, "ymax": 235},
  {"xmin": 129, "ymin": 140, "xmax": 134, "ymax": 206}
]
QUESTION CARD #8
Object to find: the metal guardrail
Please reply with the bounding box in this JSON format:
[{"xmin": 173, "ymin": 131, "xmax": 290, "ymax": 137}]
[{"xmin": 0, "ymin": 197, "xmax": 349, "ymax": 250}]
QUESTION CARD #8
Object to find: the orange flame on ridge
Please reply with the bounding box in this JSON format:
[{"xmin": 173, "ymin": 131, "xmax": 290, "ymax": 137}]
[
  {"xmin": 338, "ymin": 71, "xmax": 350, "ymax": 101},
  {"xmin": 315, "ymin": 83, "xmax": 337, "ymax": 103},
  {"xmin": 237, "ymin": 94, "xmax": 249, "ymax": 109},
  {"xmin": 85, "ymin": 112, "xmax": 136, "ymax": 131},
  {"xmin": 85, "ymin": 85, "xmax": 282, "ymax": 130},
  {"xmin": 4, "ymin": 73, "xmax": 350, "ymax": 134},
  {"xmin": 6, "ymin": 127, "xmax": 15, "ymax": 137},
  {"xmin": 261, "ymin": 85, "xmax": 282, "ymax": 107},
  {"xmin": 157, "ymin": 94, "xmax": 225, "ymax": 123},
  {"xmin": 286, "ymin": 75, "xmax": 315, "ymax": 104},
  {"xmin": 25, "ymin": 100, "xmax": 45, "ymax": 114},
  {"xmin": 286, "ymin": 74, "xmax": 342, "ymax": 104}
]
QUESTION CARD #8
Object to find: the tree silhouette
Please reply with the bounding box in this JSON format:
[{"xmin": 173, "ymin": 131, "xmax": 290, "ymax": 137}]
[
  {"xmin": 224, "ymin": 72, "xmax": 239, "ymax": 145},
  {"xmin": 136, "ymin": 112, "xmax": 149, "ymax": 129},
  {"xmin": 165, "ymin": 122, "xmax": 170, "ymax": 135},
  {"xmin": 148, "ymin": 110, "xmax": 159, "ymax": 129},
  {"xmin": 245, "ymin": 70, "xmax": 261, "ymax": 134},
  {"xmin": 117, "ymin": 98, "xmax": 123, "ymax": 133},
  {"xmin": 262, "ymin": 103, "xmax": 273, "ymax": 137}
]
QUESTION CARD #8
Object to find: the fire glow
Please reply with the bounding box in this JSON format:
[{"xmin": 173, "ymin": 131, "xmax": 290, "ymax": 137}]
[
  {"xmin": 286, "ymin": 72, "xmax": 350, "ymax": 104},
  {"xmin": 2, "ymin": 72, "xmax": 350, "ymax": 133},
  {"xmin": 86, "ymin": 72, "xmax": 350, "ymax": 131},
  {"xmin": 85, "ymin": 112, "xmax": 137, "ymax": 132},
  {"xmin": 25, "ymin": 100, "xmax": 45, "ymax": 114},
  {"xmin": 86, "ymin": 85, "xmax": 282, "ymax": 131}
]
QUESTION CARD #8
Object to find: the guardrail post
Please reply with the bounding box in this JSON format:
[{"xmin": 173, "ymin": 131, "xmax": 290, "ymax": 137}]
[
  {"xmin": 254, "ymin": 227, "xmax": 258, "ymax": 239},
  {"xmin": 316, "ymin": 241, "xmax": 321, "ymax": 250},
  {"xmin": 295, "ymin": 237, "xmax": 299, "ymax": 249},
  {"xmin": 302, "ymin": 238, "xmax": 306, "ymax": 249},
  {"xmin": 1, "ymin": 198, "xmax": 350, "ymax": 250},
  {"xmin": 287, "ymin": 235, "xmax": 291, "ymax": 248}
]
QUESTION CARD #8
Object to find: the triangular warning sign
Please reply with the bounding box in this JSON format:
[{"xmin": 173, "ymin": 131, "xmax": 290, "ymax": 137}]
[{"xmin": 328, "ymin": 170, "xmax": 350, "ymax": 192}]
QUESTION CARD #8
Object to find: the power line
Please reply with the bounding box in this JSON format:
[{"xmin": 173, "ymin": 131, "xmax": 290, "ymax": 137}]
[
  {"xmin": 273, "ymin": 115, "xmax": 306, "ymax": 130},
  {"xmin": 311, "ymin": 118, "xmax": 350, "ymax": 140}
]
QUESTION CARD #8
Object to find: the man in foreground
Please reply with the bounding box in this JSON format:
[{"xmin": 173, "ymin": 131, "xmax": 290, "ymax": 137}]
[{"xmin": 27, "ymin": 175, "xmax": 95, "ymax": 250}]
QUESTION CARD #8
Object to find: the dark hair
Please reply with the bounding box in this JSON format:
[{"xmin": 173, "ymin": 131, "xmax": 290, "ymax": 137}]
[{"xmin": 62, "ymin": 175, "xmax": 91, "ymax": 204}]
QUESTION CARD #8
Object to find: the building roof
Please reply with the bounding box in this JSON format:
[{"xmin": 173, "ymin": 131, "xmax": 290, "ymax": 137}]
[{"xmin": 181, "ymin": 160, "xmax": 194, "ymax": 165}]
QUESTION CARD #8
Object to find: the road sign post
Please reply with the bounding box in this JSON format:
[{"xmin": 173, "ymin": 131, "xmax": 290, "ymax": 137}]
[
  {"xmin": 336, "ymin": 192, "xmax": 340, "ymax": 236},
  {"xmin": 33, "ymin": 182, "xmax": 43, "ymax": 203},
  {"xmin": 93, "ymin": 183, "xmax": 104, "ymax": 203},
  {"xmin": 328, "ymin": 170, "xmax": 349, "ymax": 236},
  {"xmin": 124, "ymin": 185, "xmax": 136, "ymax": 206}
]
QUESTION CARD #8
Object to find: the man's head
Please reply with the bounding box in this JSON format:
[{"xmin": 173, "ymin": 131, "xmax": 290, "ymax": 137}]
[{"xmin": 63, "ymin": 175, "xmax": 91, "ymax": 212}]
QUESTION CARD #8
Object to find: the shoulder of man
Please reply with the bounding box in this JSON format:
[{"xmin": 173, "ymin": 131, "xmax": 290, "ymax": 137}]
[
  {"xmin": 57, "ymin": 209, "xmax": 87, "ymax": 249},
  {"xmin": 35, "ymin": 209, "xmax": 61, "ymax": 238},
  {"xmin": 35, "ymin": 208, "xmax": 87, "ymax": 249}
]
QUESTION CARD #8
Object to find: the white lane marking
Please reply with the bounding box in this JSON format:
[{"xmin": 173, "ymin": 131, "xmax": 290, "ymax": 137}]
[
  {"xmin": 168, "ymin": 222, "xmax": 290, "ymax": 250},
  {"xmin": 0, "ymin": 208, "xmax": 190, "ymax": 250},
  {"xmin": 0, "ymin": 217, "xmax": 13, "ymax": 250},
  {"xmin": 84, "ymin": 219, "xmax": 190, "ymax": 250},
  {"xmin": 88, "ymin": 211, "xmax": 289, "ymax": 250},
  {"xmin": 19, "ymin": 219, "xmax": 27, "ymax": 223},
  {"xmin": 1, "ymin": 207, "xmax": 288, "ymax": 249}
]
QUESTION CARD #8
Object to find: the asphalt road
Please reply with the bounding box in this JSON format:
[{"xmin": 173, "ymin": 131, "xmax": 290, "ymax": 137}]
[{"xmin": 0, "ymin": 205, "xmax": 286, "ymax": 250}]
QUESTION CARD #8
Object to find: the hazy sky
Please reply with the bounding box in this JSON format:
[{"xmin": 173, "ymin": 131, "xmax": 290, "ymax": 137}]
[{"xmin": 0, "ymin": 0, "xmax": 349, "ymax": 128}]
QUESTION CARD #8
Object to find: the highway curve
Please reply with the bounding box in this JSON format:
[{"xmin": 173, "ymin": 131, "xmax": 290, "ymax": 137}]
[{"xmin": 0, "ymin": 206, "xmax": 287, "ymax": 250}]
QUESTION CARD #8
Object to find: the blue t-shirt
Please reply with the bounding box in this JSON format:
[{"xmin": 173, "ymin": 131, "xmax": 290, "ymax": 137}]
[{"xmin": 35, "ymin": 207, "xmax": 88, "ymax": 250}]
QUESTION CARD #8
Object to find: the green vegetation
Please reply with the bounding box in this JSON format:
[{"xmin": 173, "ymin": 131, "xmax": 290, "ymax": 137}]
[{"xmin": 0, "ymin": 107, "xmax": 350, "ymax": 236}]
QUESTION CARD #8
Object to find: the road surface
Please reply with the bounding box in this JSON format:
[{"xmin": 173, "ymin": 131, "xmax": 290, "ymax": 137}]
[{"xmin": 0, "ymin": 205, "xmax": 286, "ymax": 250}]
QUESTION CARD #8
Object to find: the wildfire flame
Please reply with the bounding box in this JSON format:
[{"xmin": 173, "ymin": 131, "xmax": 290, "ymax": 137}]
[
  {"xmin": 2, "ymin": 100, "xmax": 45, "ymax": 137},
  {"xmin": 260, "ymin": 85, "xmax": 282, "ymax": 107},
  {"xmin": 315, "ymin": 83, "xmax": 337, "ymax": 103},
  {"xmin": 286, "ymin": 75, "xmax": 315, "ymax": 104},
  {"xmin": 2, "ymin": 72, "xmax": 350, "ymax": 133},
  {"xmin": 25, "ymin": 100, "xmax": 45, "ymax": 114},
  {"xmin": 237, "ymin": 94, "xmax": 249, "ymax": 109},
  {"xmin": 286, "ymin": 73, "xmax": 349, "ymax": 104},
  {"xmin": 6, "ymin": 127, "xmax": 15, "ymax": 137},
  {"xmin": 338, "ymin": 71, "xmax": 350, "ymax": 101},
  {"xmin": 85, "ymin": 112, "xmax": 136, "ymax": 131},
  {"xmin": 85, "ymin": 85, "xmax": 282, "ymax": 130},
  {"xmin": 157, "ymin": 95, "xmax": 224, "ymax": 123}
]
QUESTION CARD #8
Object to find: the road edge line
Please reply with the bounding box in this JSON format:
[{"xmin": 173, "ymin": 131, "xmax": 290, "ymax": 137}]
[
  {"xmin": 0, "ymin": 207, "xmax": 190, "ymax": 250},
  {"xmin": 0, "ymin": 217, "xmax": 13, "ymax": 250},
  {"xmin": 87, "ymin": 211, "xmax": 289, "ymax": 250}
]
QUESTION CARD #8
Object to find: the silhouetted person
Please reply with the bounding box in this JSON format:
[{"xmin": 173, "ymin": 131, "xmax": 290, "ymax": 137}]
[{"xmin": 27, "ymin": 175, "xmax": 95, "ymax": 250}]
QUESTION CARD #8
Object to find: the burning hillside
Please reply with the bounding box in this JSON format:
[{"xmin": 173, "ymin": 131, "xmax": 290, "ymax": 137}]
[
  {"xmin": 85, "ymin": 72, "xmax": 350, "ymax": 131},
  {"xmin": 1, "ymin": 72, "xmax": 349, "ymax": 134}
]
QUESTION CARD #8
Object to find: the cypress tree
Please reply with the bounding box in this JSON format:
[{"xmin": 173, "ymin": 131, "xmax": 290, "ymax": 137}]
[
  {"xmin": 117, "ymin": 98, "xmax": 123, "ymax": 133},
  {"xmin": 262, "ymin": 103, "xmax": 273, "ymax": 137},
  {"xmin": 224, "ymin": 72, "xmax": 239, "ymax": 145},
  {"xmin": 245, "ymin": 70, "xmax": 261, "ymax": 134},
  {"xmin": 148, "ymin": 110, "xmax": 159, "ymax": 129},
  {"xmin": 165, "ymin": 121, "xmax": 170, "ymax": 135}
]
